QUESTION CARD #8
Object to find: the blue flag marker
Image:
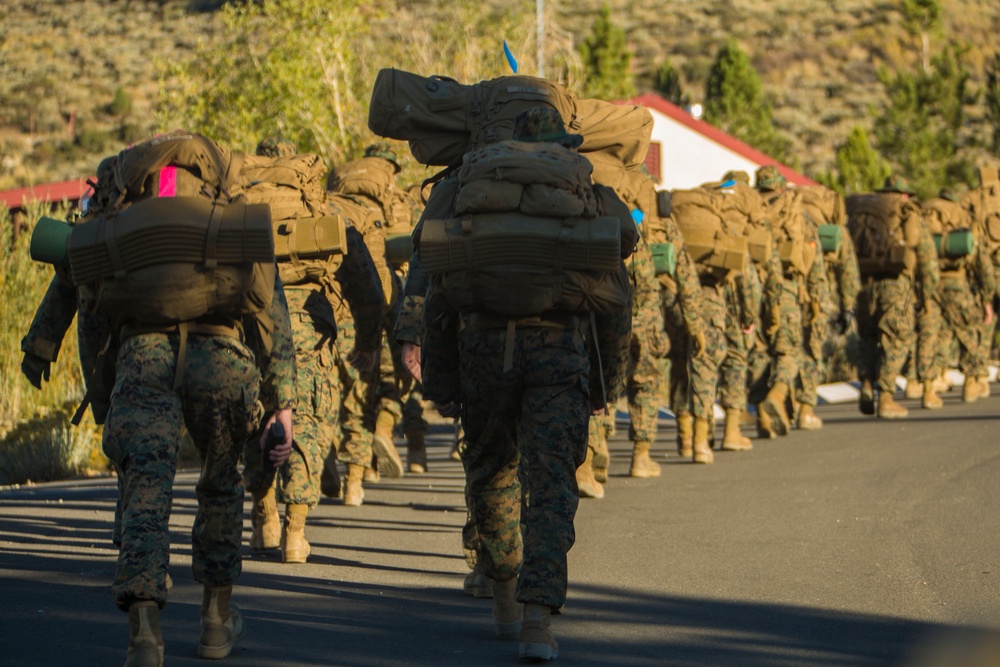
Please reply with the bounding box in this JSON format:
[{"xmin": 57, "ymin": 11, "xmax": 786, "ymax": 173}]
[
  {"xmin": 720, "ymin": 179, "xmax": 737, "ymax": 188},
  {"xmin": 503, "ymin": 41, "xmax": 518, "ymax": 73},
  {"xmin": 631, "ymin": 209, "xmax": 645, "ymax": 225}
]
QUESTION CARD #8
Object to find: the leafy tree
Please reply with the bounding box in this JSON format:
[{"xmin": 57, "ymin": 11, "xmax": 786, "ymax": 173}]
[
  {"xmin": 900, "ymin": 0, "xmax": 943, "ymax": 74},
  {"xmin": 703, "ymin": 38, "xmax": 789, "ymax": 162},
  {"xmin": 824, "ymin": 126, "xmax": 891, "ymax": 195},
  {"xmin": 986, "ymin": 53, "xmax": 1000, "ymax": 156},
  {"xmin": 653, "ymin": 57, "xmax": 688, "ymax": 107},
  {"xmin": 872, "ymin": 44, "xmax": 975, "ymax": 198},
  {"xmin": 578, "ymin": 4, "xmax": 635, "ymax": 100}
]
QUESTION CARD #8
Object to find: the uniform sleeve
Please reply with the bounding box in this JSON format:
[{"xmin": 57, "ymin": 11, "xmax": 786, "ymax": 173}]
[
  {"xmin": 835, "ymin": 227, "xmax": 861, "ymax": 314},
  {"xmin": 262, "ymin": 272, "xmax": 298, "ymax": 410},
  {"xmin": 395, "ymin": 253, "xmax": 429, "ymax": 345},
  {"xmin": 673, "ymin": 242, "xmax": 706, "ymax": 337},
  {"xmin": 916, "ymin": 223, "xmax": 941, "ymax": 297},
  {"xmin": 736, "ymin": 254, "xmax": 763, "ymax": 330},
  {"xmin": 971, "ymin": 244, "xmax": 997, "ymax": 304},
  {"xmin": 21, "ymin": 273, "xmax": 78, "ymax": 361},
  {"xmin": 333, "ymin": 226, "xmax": 386, "ymax": 354}
]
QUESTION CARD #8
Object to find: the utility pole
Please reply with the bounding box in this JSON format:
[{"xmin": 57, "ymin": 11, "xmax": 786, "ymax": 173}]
[{"xmin": 537, "ymin": 0, "xmax": 544, "ymax": 78}]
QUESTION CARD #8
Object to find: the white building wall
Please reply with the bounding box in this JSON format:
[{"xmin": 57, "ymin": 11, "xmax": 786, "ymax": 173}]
[{"xmin": 647, "ymin": 109, "xmax": 762, "ymax": 190}]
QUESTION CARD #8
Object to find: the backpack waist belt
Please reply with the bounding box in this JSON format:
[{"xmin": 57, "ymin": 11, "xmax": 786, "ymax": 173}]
[
  {"xmin": 119, "ymin": 318, "xmax": 243, "ymax": 390},
  {"xmin": 460, "ymin": 312, "xmax": 583, "ymax": 373}
]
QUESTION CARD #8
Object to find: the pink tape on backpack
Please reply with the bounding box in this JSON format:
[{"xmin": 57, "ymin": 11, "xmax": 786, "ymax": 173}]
[{"xmin": 158, "ymin": 166, "xmax": 178, "ymax": 197}]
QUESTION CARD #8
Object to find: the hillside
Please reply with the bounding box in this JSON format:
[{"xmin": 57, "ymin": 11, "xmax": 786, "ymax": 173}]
[{"xmin": 1, "ymin": 0, "xmax": 998, "ymax": 190}]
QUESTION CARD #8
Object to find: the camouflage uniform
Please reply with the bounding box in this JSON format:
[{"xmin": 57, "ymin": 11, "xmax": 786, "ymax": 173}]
[
  {"xmin": 103, "ymin": 271, "xmax": 297, "ymax": 610},
  {"xmin": 418, "ymin": 108, "xmax": 635, "ymax": 612},
  {"xmin": 963, "ymin": 168, "xmax": 1000, "ymax": 388}
]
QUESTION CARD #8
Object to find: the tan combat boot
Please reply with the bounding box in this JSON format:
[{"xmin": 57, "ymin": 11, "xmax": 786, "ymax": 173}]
[
  {"xmin": 576, "ymin": 448, "xmax": 605, "ymax": 499},
  {"xmin": 281, "ymin": 503, "xmax": 310, "ymax": 564},
  {"xmin": 692, "ymin": 416, "xmax": 714, "ymax": 464},
  {"xmin": 922, "ymin": 381, "xmax": 943, "ymax": 410},
  {"xmin": 756, "ymin": 406, "xmax": 775, "ymax": 439},
  {"xmin": 904, "ymin": 379, "xmax": 923, "ymax": 400},
  {"xmin": 760, "ymin": 382, "xmax": 791, "ymax": 436},
  {"xmin": 463, "ymin": 561, "xmax": 494, "ymax": 598},
  {"xmin": 125, "ymin": 601, "xmax": 164, "ymax": 667},
  {"xmin": 371, "ymin": 410, "xmax": 404, "ymax": 478},
  {"xmin": 519, "ymin": 603, "xmax": 558, "ymax": 661},
  {"xmin": 932, "ymin": 372, "xmax": 952, "ymax": 394},
  {"xmin": 796, "ymin": 404, "xmax": 823, "ymax": 430},
  {"xmin": 978, "ymin": 376, "xmax": 992, "ymax": 398},
  {"xmin": 877, "ymin": 392, "xmax": 909, "ymax": 419},
  {"xmin": 250, "ymin": 485, "xmax": 280, "ymax": 551},
  {"xmin": 198, "ymin": 585, "xmax": 244, "ymax": 660},
  {"xmin": 859, "ymin": 379, "xmax": 875, "ymax": 415},
  {"xmin": 491, "ymin": 578, "xmax": 522, "ymax": 638},
  {"xmin": 592, "ymin": 431, "xmax": 610, "ymax": 484},
  {"xmin": 343, "ymin": 463, "xmax": 366, "ymax": 507},
  {"xmin": 405, "ymin": 429, "xmax": 427, "ymax": 474},
  {"xmin": 676, "ymin": 411, "xmax": 694, "ymax": 458},
  {"xmin": 629, "ymin": 440, "xmax": 662, "ymax": 477},
  {"xmin": 963, "ymin": 376, "xmax": 988, "ymax": 403},
  {"xmin": 721, "ymin": 408, "xmax": 752, "ymax": 450}
]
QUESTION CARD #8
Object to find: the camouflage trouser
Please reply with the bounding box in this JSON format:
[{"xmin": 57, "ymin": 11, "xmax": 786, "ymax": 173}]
[
  {"xmin": 244, "ymin": 290, "xmax": 339, "ymax": 508},
  {"xmin": 935, "ymin": 276, "xmax": 985, "ymax": 376},
  {"xmin": 460, "ymin": 322, "xmax": 589, "ymax": 609},
  {"xmin": 904, "ymin": 295, "xmax": 942, "ymax": 383},
  {"xmin": 384, "ymin": 325, "xmax": 429, "ymax": 436},
  {"xmin": 588, "ymin": 413, "xmax": 615, "ymax": 463},
  {"xmin": 796, "ymin": 305, "xmax": 827, "ymax": 407},
  {"xmin": 626, "ymin": 331, "xmax": 667, "ymax": 444},
  {"xmin": 717, "ymin": 287, "xmax": 749, "ymax": 413},
  {"xmin": 103, "ymin": 333, "xmax": 262, "ymax": 611},
  {"xmin": 688, "ymin": 286, "xmax": 727, "ymax": 419},
  {"xmin": 663, "ymin": 304, "xmax": 692, "ymax": 414},
  {"xmin": 748, "ymin": 279, "xmax": 801, "ymax": 405},
  {"xmin": 856, "ymin": 276, "xmax": 916, "ymax": 393},
  {"xmin": 334, "ymin": 320, "xmax": 378, "ymax": 467}
]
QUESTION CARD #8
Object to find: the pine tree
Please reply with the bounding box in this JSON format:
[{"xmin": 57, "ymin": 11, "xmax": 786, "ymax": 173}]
[
  {"xmin": 703, "ymin": 39, "xmax": 789, "ymax": 162},
  {"xmin": 578, "ymin": 4, "xmax": 636, "ymax": 101},
  {"xmin": 830, "ymin": 126, "xmax": 891, "ymax": 195},
  {"xmin": 900, "ymin": 0, "xmax": 943, "ymax": 74},
  {"xmin": 986, "ymin": 53, "xmax": 1000, "ymax": 157},
  {"xmin": 653, "ymin": 57, "xmax": 688, "ymax": 107}
]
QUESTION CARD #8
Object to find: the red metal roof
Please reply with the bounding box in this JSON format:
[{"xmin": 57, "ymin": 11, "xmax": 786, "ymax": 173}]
[
  {"xmin": 0, "ymin": 177, "xmax": 93, "ymax": 211},
  {"xmin": 623, "ymin": 93, "xmax": 818, "ymax": 187}
]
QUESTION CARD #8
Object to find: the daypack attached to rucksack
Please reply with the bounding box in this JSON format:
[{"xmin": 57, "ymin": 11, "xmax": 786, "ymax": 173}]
[
  {"xmin": 846, "ymin": 192, "xmax": 920, "ymax": 278},
  {"xmin": 922, "ymin": 197, "xmax": 975, "ymax": 269},
  {"xmin": 418, "ymin": 140, "xmax": 631, "ymax": 317}
]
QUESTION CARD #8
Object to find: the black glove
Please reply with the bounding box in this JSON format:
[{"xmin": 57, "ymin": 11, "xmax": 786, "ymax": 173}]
[
  {"xmin": 837, "ymin": 311, "xmax": 854, "ymax": 335},
  {"xmin": 21, "ymin": 352, "xmax": 51, "ymax": 390}
]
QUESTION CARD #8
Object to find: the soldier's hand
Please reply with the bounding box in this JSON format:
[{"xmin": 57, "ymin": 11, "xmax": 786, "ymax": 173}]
[
  {"xmin": 259, "ymin": 408, "xmax": 294, "ymax": 468},
  {"xmin": 435, "ymin": 401, "xmax": 461, "ymax": 419},
  {"xmin": 985, "ymin": 302, "xmax": 995, "ymax": 326},
  {"xmin": 691, "ymin": 331, "xmax": 707, "ymax": 359},
  {"xmin": 401, "ymin": 341, "xmax": 422, "ymax": 382},
  {"xmin": 21, "ymin": 353, "xmax": 51, "ymax": 390},
  {"xmin": 810, "ymin": 300, "xmax": 823, "ymax": 326},
  {"xmin": 347, "ymin": 349, "xmax": 378, "ymax": 373}
]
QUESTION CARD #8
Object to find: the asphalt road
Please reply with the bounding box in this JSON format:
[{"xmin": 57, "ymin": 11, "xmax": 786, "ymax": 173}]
[{"xmin": 2, "ymin": 389, "xmax": 1000, "ymax": 666}]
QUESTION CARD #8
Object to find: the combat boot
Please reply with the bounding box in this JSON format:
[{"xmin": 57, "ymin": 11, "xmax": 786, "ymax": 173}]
[
  {"xmin": 756, "ymin": 406, "xmax": 776, "ymax": 439},
  {"xmin": 592, "ymin": 431, "xmax": 610, "ymax": 484},
  {"xmin": 675, "ymin": 412, "xmax": 694, "ymax": 458},
  {"xmin": 363, "ymin": 464, "xmax": 380, "ymax": 483},
  {"xmin": 760, "ymin": 382, "xmax": 791, "ymax": 436},
  {"xmin": 692, "ymin": 417, "xmax": 714, "ymax": 464},
  {"xmin": 932, "ymin": 373, "xmax": 952, "ymax": 394},
  {"xmin": 979, "ymin": 377, "xmax": 992, "ymax": 398},
  {"xmin": 491, "ymin": 578, "xmax": 522, "ymax": 638},
  {"xmin": 796, "ymin": 404, "xmax": 823, "ymax": 430},
  {"xmin": 859, "ymin": 380, "xmax": 875, "ymax": 415},
  {"xmin": 125, "ymin": 601, "xmax": 163, "ymax": 667},
  {"xmin": 343, "ymin": 463, "xmax": 365, "ymax": 507},
  {"xmin": 518, "ymin": 603, "xmax": 558, "ymax": 661},
  {"xmin": 198, "ymin": 585, "xmax": 244, "ymax": 660},
  {"xmin": 877, "ymin": 392, "xmax": 909, "ymax": 419},
  {"xmin": 405, "ymin": 429, "xmax": 427, "ymax": 474},
  {"xmin": 281, "ymin": 503, "xmax": 310, "ymax": 564},
  {"xmin": 576, "ymin": 448, "xmax": 605, "ymax": 499},
  {"xmin": 371, "ymin": 410, "xmax": 404, "ymax": 478},
  {"xmin": 721, "ymin": 408, "xmax": 752, "ymax": 450},
  {"xmin": 922, "ymin": 381, "xmax": 943, "ymax": 410},
  {"xmin": 249, "ymin": 485, "xmax": 279, "ymax": 551},
  {"xmin": 904, "ymin": 379, "xmax": 922, "ymax": 400},
  {"xmin": 463, "ymin": 562, "xmax": 494, "ymax": 598},
  {"xmin": 963, "ymin": 376, "xmax": 988, "ymax": 403},
  {"xmin": 320, "ymin": 455, "xmax": 341, "ymax": 499},
  {"xmin": 629, "ymin": 440, "xmax": 662, "ymax": 477}
]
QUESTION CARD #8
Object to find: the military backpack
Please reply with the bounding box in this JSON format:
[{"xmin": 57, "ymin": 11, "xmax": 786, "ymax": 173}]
[{"xmin": 846, "ymin": 192, "xmax": 921, "ymax": 278}]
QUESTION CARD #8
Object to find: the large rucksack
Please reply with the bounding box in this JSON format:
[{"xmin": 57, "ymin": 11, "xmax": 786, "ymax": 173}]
[
  {"xmin": 70, "ymin": 131, "xmax": 275, "ymax": 326},
  {"xmin": 796, "ymin": 185, "xmax": 846, "ymax": 255},
  {"xmin": 367, "ymin": 68, "xmax": 652, "ymax": 171},
  {"xmin": 921, "ymin": 196, "xmax": 975, "ymax": 271},
  {"xmin": 326, "ymin": 156, "xmax": 414, "ymax": 236},
  {"xmin": 965, "ymin": 166, "xmax": 1000, "ymax": 269},
  {"xmin": 760, "ymin": 188, "xmax": 814, "ymax": 277},
  {"xmin": 240, "ymin": 152, "xmax": 352, "ymax": 287},
  {"xmin": 846, "ymin": 192, "xmax": 920, "ymax": 278},
  {"xmin": 418, "ymin": 140, "xmax": 631, "ymax": 318},
  {"xmin": 669, "ymin": 187, "xmax": 750, "ymax": 281}
]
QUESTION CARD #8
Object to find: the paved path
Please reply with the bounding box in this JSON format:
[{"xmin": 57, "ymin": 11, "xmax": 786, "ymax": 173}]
[{"xmin": 3, "ymin": 389, "xmax": 1000, "ymax": 666}]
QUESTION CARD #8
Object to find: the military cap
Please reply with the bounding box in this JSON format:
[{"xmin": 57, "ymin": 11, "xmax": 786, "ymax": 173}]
[
  {"xmin": 511, "ymin": 107, "xmax": 583, "ymax": 149},
  {"xmin": 722, "ymin": 170, "xmax": 751, "ymax": 185},
  {"xmin": 877, "ymin": 174, "xmax": 915, "ymax": 195},
  {"xmin": 364, "ymin": 142, "xmax": 401, "ymax": 173},
  {"xmin": 754, "ymin": 165, "xmax": 787, "ymax": 191},
  {"xmin": 938, "ymin": 184, "xmax": 967, "ymax": 203},
  {"xmin": 255, "ymin": 136, "xmax": 296, "ymax": 158}
]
